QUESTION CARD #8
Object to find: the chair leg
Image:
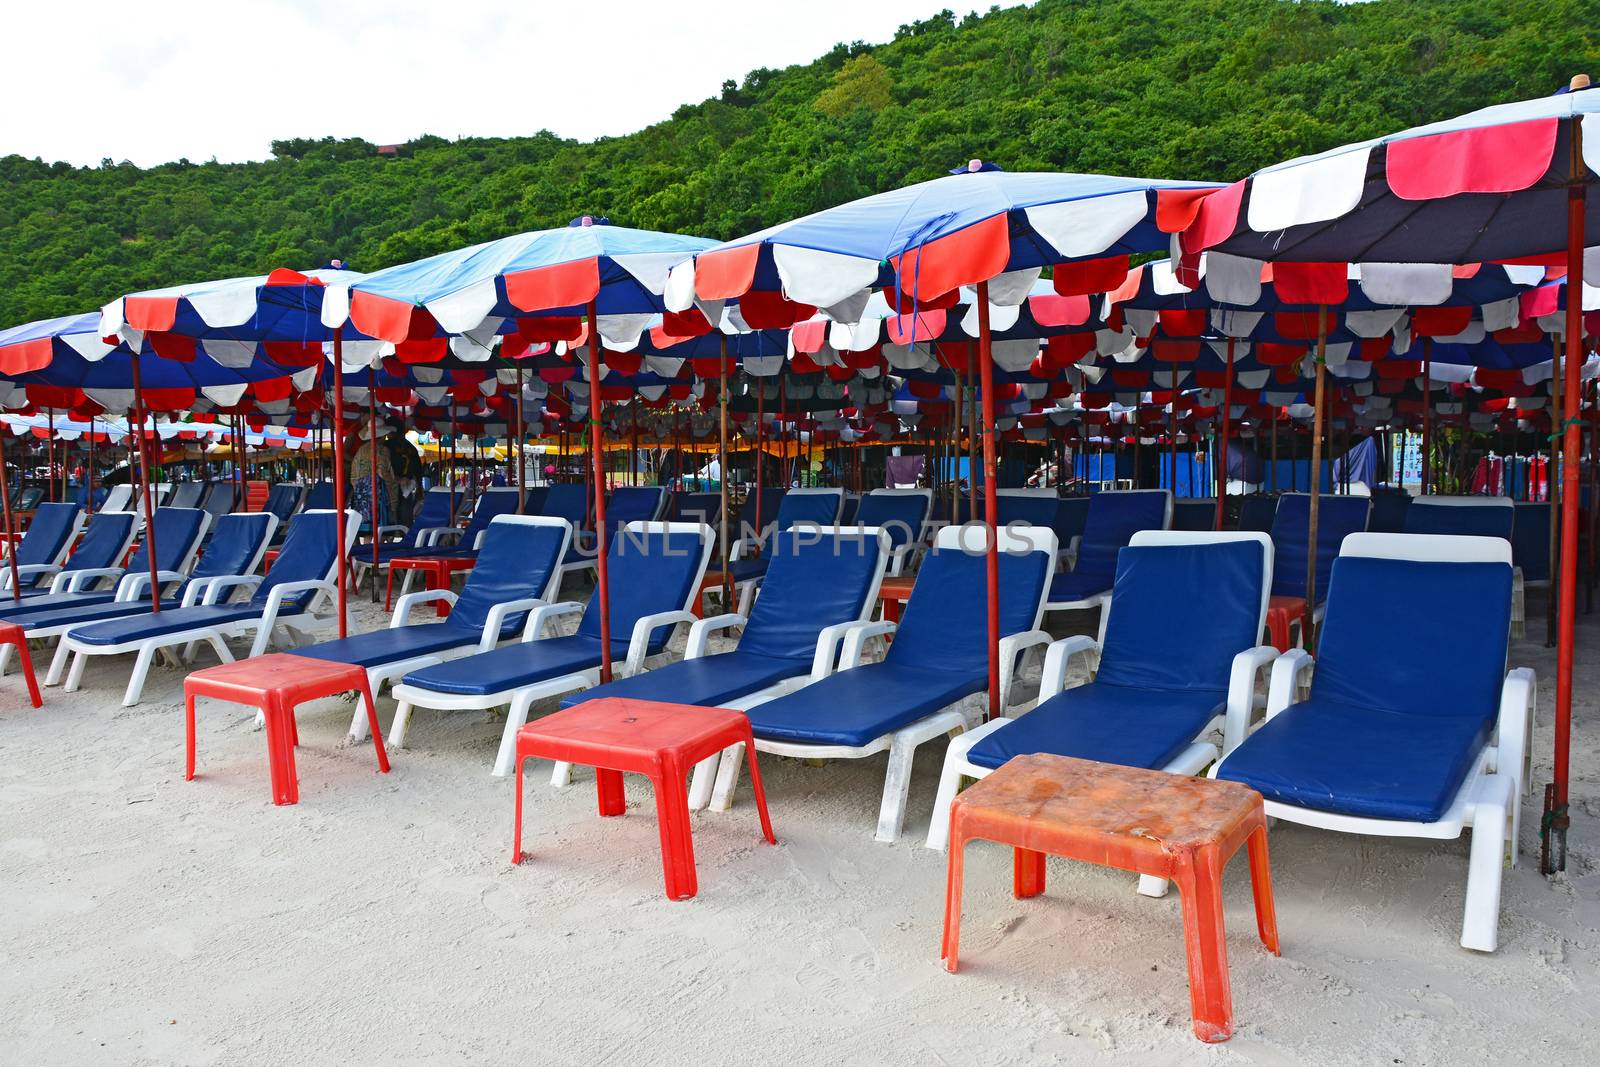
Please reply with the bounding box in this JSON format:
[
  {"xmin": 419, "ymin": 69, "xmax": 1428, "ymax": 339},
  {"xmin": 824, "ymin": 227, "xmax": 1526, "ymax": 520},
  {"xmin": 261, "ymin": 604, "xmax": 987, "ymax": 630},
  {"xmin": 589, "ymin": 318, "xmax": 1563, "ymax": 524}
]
[
  {"xmin": 687, "ymin": 753, "xmax": 720, "ymax": 811},
  {"xmin": 926, "ymin": 731, "xmax": 984, "ymax": 851},
  {"xmin": 1137, "ymin": 874, "xmax": 1172, "ymax": 898},
  {"xmin": 46, "ymin": 639, "xmax": 73, "ymax": 686},
  {"xmin": 874, "ymin": 731, "xmax": 919, "ymax": 843},
  {"xmin": 1461, "ymin": 776, "xmax": 1511, "ymax": 952},
  {"xmin": 708, "ymin": 742, "xmax": 745, "ymax": 813},
  {"xmin": 549, "ymin": 760, "xmax": 574, "ymax": 788},
  {"xmin": 492, "ymin": 692, "xmax": 536, "ymax": 778},
  {"xmin": 0, "ymin": 640, "xmax": 11, "ymax": 677},
  {"xmin": 122, "ymin": 645, "xmax": 158, "ymax": 707},
  {"xmin": 1172, "ymin": 846, "xmax": 1234, "ymax": 1043},
  {"xmin": 64, "ymin": 648, "xmax": 88, "ymax": 693},
  {"xmin": 388, "ymin": 699, "xmax": 414, "ymax": 750}
]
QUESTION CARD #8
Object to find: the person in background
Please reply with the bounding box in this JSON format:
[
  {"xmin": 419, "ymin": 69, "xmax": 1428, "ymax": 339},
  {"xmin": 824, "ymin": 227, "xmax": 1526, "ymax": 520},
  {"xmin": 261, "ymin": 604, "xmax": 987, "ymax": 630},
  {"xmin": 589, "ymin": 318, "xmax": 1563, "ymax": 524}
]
[
  {"xmin": 347, "ymin": 422, "xmax": 397, "ymax": 532},
  {"xmin": 383, "ymin": 416, "xmax": 423, "ymax": 526}
]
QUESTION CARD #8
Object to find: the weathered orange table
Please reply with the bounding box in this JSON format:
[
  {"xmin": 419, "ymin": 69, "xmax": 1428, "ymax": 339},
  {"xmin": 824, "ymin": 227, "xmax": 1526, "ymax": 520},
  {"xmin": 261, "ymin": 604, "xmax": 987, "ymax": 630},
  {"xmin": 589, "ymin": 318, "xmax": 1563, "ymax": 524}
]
[
  {"xmin": 876, "ymin": 573, "xmax": 916, "ymax": 623},
  {"xmin": 941, "ymin": 753, "xmax": 1279, "ymax": 1043},
  {"xmin": 0, "ymin": 621, "xmax": 42, "ymax": 708},
  {"xmin": 384, "ymin": 554, "xmax": 477, "ymax": 614},
  {"xmin": 184, "ymin": 653, "xmax": 389, "ymax": 805},
  {"xmin": 1265, "ymin": 595, "xmax": 1307, "ymax": 651},
  {"xmin": 511, "ymin": 697, "xmax": 776, "ymax": 900}
]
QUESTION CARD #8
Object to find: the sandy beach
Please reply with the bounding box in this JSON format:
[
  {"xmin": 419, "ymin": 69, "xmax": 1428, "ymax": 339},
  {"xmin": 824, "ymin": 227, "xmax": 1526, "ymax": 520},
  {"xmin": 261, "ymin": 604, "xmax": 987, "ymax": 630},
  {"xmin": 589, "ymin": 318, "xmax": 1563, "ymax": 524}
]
[{"xmin": 2, "ymin": 582, "xmax": 1596, "ymax": 1065}]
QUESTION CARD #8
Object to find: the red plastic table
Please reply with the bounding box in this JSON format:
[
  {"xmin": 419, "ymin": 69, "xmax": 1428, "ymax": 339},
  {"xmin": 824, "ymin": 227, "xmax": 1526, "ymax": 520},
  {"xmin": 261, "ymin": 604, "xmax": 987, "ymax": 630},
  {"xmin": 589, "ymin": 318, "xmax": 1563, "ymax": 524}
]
[
  {"xmin": 876, "ymin": 573, "xmax": 916, "ymax": 623},
  {"xmin": 1, "ymin": 621, "xmax": 42, "ymax": 708},
  {"xmin": 511, "ymin": 698, "xmax": 777, "ymax": 900},
  {"xmin": 941, "ymin": 753, "xmax": 1279, "ymax": 1043},
  {"xmin": 385, "ymin": 555, "xmax": 476, "ymax": 614},
  {"xmin": 184, "ymin": 652, "xmax": 390, "ymax": 805},
  {"xmin": 1265, "ymin": 595, "xmax": 1307, "ymax": 651}
]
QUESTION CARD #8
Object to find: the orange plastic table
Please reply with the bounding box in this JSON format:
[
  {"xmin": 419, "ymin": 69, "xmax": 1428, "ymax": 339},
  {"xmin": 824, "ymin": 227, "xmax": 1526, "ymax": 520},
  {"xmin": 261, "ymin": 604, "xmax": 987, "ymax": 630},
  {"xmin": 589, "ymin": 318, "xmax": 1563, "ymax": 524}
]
[
  {"xmin": 384, "ymin": 555, "xmax": 477, "ymax": 614},
  {"xmin": 511, "ymin": 698, "xmax": 777, "ymax": 900},
  {"xmin": 0, "ymin": 621, "xmax": 42, "ymax": 708},
  {"xmin": 1265, "ymin": 595, "xmax": 1307, "ymax": 651},
  {"xmin": 876, "ymin": 573, "xmax": 916, "ymax": 623},
  {"xmin": 941, "ymin": 753, "xmax": 1279, "ymax": 1043},
  {"xmin": 183, "ymin": 653, "xmax": 390, "ymax": 805}
]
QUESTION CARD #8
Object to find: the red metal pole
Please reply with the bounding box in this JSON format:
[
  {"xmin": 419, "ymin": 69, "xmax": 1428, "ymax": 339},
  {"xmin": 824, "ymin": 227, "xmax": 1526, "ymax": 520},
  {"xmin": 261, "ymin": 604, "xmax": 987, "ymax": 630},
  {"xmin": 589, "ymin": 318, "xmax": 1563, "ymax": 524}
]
[
  {"xmin": 585, "ymin": 301, "xmax": 613, "ymax": 682},
  {"xmin": 368, "ymin": 370, "xmax": 381, "ymax": 601},
  {"xmin": 1216, "ymin": 337, "xmax": 1235, "ymax": 530},
  {"xmin": 719, "ymin": 338, "xmax": 733, "ymax": 605},
  {"xmin": 86, "ymin": 416, "xmax": 97, "ymax": 516},
  {"xmin": 1421, "ymin": 338, "xmax": 1433, "ymax": 495},
  {"xmin": 331, "ymin": 331, "xmax": 349, "ymax": 639},
  {"xmin": 128, "ymin": 360, "xmax": 162, "ymax": 612},
  {"xmin": 515, "ymin": 366, "xmax": 526, "ymax": 513},
  {"xmin": 1304, "ymin": 308, "xmax": 1329, "ymax": 643},
  {"xmin": 1548, "ymin": 121, "xmax": 1587, "ymax": 870},
  {"xmin": 976, "ymin": 281, "xmax": 1002, "ymax": 720},
  {"xmin": 46, "ymin": 410, "xmax": 55, "ymax": 504},
  {"xmin": 0, "ymin": 428, "xmax": 22, "ymax": 602},
  {"xmin": 755, "ymin": 376, "xmax": 765, "ymax": 539}
]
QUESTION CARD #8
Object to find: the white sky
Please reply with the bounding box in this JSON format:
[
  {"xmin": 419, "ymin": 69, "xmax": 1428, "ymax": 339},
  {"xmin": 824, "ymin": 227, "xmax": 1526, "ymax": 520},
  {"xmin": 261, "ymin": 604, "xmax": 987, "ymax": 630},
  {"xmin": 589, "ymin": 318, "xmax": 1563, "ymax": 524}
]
[{"xmin": 4, "ymin": 0, "xmax": 975, "ymax": 167}]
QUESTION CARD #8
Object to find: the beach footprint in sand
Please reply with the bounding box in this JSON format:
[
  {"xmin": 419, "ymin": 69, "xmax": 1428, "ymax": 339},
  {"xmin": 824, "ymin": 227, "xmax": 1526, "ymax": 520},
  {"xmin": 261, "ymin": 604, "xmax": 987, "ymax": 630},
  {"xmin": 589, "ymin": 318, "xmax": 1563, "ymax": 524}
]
[{"xmin": 787, "ymin": 928, "xmax": 881, "ymax": 1021}]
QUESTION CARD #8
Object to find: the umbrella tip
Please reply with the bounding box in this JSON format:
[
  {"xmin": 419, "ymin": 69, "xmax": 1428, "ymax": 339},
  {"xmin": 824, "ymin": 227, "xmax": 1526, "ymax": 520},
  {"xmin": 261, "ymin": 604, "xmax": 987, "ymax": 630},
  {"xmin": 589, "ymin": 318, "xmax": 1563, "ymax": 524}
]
[{"xmin": 1571, "ymin": 73, "xmax": 1592, "ymax": 92}]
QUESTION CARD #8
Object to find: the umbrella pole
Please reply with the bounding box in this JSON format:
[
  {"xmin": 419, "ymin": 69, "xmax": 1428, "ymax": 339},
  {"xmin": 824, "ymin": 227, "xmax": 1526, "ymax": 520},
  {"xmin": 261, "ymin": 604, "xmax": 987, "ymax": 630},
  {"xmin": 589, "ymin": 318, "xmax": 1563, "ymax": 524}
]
[
  {"xmin": 0, "ymin": 429, "xmax": 22, "ymax": 602},
  {"xmin": 755, "ymin": 376, "xmax": 765, "ymax": 542},
  {"xmin": 447, "ymin": 408, "xmax": 457, "ymax": 525},
  {"xmin": 368, "ymin": 370, "xmax": 380, "ymax": 602},
  {"xmin": 331, "ymin": 330, "xmax": 349, "ymax": 640},
  {"xmin": 1304, "ymin": 307, "xmax": 1329, "ymax": 646},
  {"xmin": 1421, "ymin": 339, "xmax": 1433, "ymax": 495},
  {"xmin": 515, "ymin": 366, "xmax": 526, "ymax": 514},
  {"xmin": 1548, "ymin": 335, "xmax": 1563, "ymax": 648},
  {"xmin": 1216, "ymin": 337, "xmax": 1235, "ymax": 530},
  {"xmin": 46, "ymin": 410, "xmax": 55, "ymax": 504},
  {"xmin": 87, "ymin": 416, "xmax": 97, "ymax": 516},
  {"xmin": 128, "ymin": 361, "xmax": 162, "ymax": 613},
  {"xmin": 976, "ymin": 281, "xmax": 1002, "ymax": 720},
  {"xmin": 1545, "ymin": 124, "xmax": 1588, "ymax": 874},
  {"xmin": 585, "ymin": 301, "xmax": 613, "ymax": 683},
  {"xmin": 717, "ymin": 339, "xmax": 732, "ymax": 606},
  {"xmin": 234, "ymin": 414, "xmax": 247, "ymax": 510}
]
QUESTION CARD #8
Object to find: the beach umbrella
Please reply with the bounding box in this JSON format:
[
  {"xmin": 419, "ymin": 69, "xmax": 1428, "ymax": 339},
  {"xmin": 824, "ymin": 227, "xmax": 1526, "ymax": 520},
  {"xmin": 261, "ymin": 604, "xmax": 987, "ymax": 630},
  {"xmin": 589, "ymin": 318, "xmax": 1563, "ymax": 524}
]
[
  {"xmin": 1179, "ymin": 82, "xmax": 1600, "ymax": 870},
  {"xmin": 326, "ymin": 219, "xmax": 716, "ymax": 680},
  {"xmin": 668, "ymin": 164, "xmax": 1222, "ymax": 717}
]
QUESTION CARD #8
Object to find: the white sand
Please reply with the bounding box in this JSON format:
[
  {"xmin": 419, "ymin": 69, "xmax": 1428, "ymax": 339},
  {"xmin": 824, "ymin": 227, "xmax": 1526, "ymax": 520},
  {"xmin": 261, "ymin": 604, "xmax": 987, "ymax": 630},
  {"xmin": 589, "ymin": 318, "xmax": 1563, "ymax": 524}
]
[{"xmin": 1, "ymin": 582, "xmax": 1597, "ymax": 1065}]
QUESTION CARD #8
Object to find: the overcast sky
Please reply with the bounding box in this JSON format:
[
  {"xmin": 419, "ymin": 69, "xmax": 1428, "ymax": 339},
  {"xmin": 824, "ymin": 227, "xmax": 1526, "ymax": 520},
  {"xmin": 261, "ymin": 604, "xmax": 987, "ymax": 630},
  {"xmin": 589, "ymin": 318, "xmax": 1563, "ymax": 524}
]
[{"xmin": 5, "ymin": 0, "xmax": 978, "ymax": 167}]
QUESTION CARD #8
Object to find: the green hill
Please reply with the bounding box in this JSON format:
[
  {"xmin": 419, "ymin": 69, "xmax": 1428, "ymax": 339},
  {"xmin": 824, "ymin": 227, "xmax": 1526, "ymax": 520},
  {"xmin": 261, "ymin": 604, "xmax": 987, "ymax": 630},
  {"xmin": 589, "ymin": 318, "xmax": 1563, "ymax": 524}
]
[{"xmin": 0, "ymin": 0, "xmax": 1592, "ymax": 327}]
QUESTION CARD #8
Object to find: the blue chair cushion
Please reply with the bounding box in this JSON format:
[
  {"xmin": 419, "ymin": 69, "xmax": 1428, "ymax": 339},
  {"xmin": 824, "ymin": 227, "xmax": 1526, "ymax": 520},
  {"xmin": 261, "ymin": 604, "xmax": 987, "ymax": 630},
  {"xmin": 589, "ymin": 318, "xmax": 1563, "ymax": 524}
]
[
  {"xmin": 249, "ymin": 512, "xmax": 341, "ymax": 612},
  {"xmin": 968, "ymin": 683, "xmax": 1226, "ymax": 772},
  {"xmin": 294, "ymin": 623, "xmax": 474, "ymax": 669},
  {"xmin": 890, "ymin": 545, "xmax": 1049, "ymax": 676},
  {"xmin": 65, "ymin": 601, "xmax": 304, "ymax": 648},
  {"xmin": 61, "ymin": 512, "xmax": 137, "ymax": 575},
  {"xmin": 1512, "ymin": 503, "xmax": 1551, "ymax": 583},
  {"xmin": 191, "ymin": 513, "xmax": 274, "ymax": 582},
  {"xmin": 1367, "ymin": 491, "xmax": 1411, "ymax": 534},
  {"xmin": 11, "ymin": 596, "xmax": 189, "ymax": 632},
  {"xmin": 1216, "ymin": 698, "xmax": 1493, "ymax": 822},
  {"xmin": 1172, "ymin": 500, "xmax": 1215, "ymax": 531},
  {"xmin": 726, "ymin": 557, "xmax": 768, "ymax": 583},
  {"xmin": 447, "ymin": 520, "xmax": 568, "ymax": 636},
  {"xmin": 1237, "ymin": 495, "xmax": 1278, "ymax": 533},
  {"xmin": 745, "ymin": 662, "xmax": 979, "ymax": 747},
  {"xmin": 560, "ymin": 649, "xmax": 809, "ymax": 710},
  {"xmin": 1061, "ymin": 491, "xmax": 1169, "ymax": 600},
  {"xmin": 1270, "ymin": 494, "xmax": 1370, "ymax": 603},
  {"xmin": 1404, "ymin": 502, "xmax": 1513, "ymax": 540},
  {"xmin": 13, "ymin": 502, "xmax": 80, "ymax": 573},
  {"xmin": 541, "ymin": 483, "xmax": 590, "ymax": 526},
  {"xmin": 1048, "ymin": 568, "xmax": 1111, "ymax": 604},
  {"xmin": 855, "ymin": 493, "xmax": 930, "ymax": 550},
  {"xmin": 739, "ymin": 530, "xmax": 882, "ymax": 662},
  {"xmin": 400, "ymin": 633, "xmax": 612, "ymax": 697}
]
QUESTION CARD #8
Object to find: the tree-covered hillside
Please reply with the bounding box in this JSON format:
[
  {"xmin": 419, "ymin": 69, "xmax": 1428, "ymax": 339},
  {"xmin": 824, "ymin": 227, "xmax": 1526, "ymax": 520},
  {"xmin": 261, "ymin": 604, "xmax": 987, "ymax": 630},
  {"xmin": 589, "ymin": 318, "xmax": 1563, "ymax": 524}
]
[{"xmin": 1, "ymin": 0, "xmax": 1595, "ymax": 326}]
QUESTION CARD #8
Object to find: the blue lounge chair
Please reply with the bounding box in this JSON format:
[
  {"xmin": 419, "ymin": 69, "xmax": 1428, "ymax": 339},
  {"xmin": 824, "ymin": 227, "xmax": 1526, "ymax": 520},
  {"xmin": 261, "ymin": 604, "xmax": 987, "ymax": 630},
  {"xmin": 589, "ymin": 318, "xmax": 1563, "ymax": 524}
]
[
  {"xmin": 386, "ymin": 487, "xmax": 522, "ymax": 599},
  {"xmin": 264, "ymin": 482, "xmax": 307, "ymax": 525},
  {"xmin": 1237, "ymin": 494, "xmax": 1278, "ymax": 533},
  {"xmin": 1269, "ymin": 493, "xmax": 1371, "ymax": 642},
  {"xmin": 539, "ymin": 482, "xmax": 590, "ymax": 528},
  {"xmin": 98, "ymin": 484, "xmax": 135, "ymax": 514},
  {"xmin": 1045, "ymin": 489, "xmax": 1171, "ymax": 617},
  {"xmin": 283, "ymin": 516, "xmax": 573, "ymax": 737},
  {"xmin": 927, "ymin": 531, "xmax": 1277, "ymax": 880},
  {"xmin": 729, "ymin": 487, "xmax": 787, "ymax": 545},
  {"xmin": 561, "ymin": 486, "xmax": 669, "ymax": 579},
  {"xmin": 59, "ymin": 510, "xmax": 359, "ymax": 706},
  {"xmin": 0, "ymin": 501, "xmax": 83, "ymax": 594},
  {"xmin": 716, "ymin": 488, "xmax": 843, "ymax": 613},
  {"xmin": 554, "ymin": 526, "xmax": 892, "ymax": 801},
  {"xmin": 1172, "ymin": 498, "xmax": 1216, "ymax": 531},
  {"xmin": 14, "ymin": 486, "xmax": 44, "ymax": 512},
  {"xmin": 387, "ymin": 521, "xmax": 715, "ymax": 775},
  {"xmin": 350, "ymin": 485, "xmax": 460, "ymax": 589},
  {"xmin": 29, "ymin": 512, "xmax": 277, "ymax": 685},
  {"xmin": 854, "ymin": 489, "xmax": 932, "ymax": 575},
  {"xmin": 1367, "ymin": 489, "xmax": 1412, "ymax": 534},
  {"xmin": 839, "ymin": 493, "xmax": 861, "ymax": 525},
  {"xmin": 669, "ymin": 492, "xmax": 721, "ymax": 526},
  {"xmin": 1052, "ymin": 496, "xmax": 1090, "ymax": 567},
  {"xmin": 953, "ymin": 488, "xmax": 1059, "ymax": 528},
  {"xmin": 266, "ymin": 482, "xmax": 332, "ymax": 547},
  {"xmin": 710, "ymin": 523, "xmax": 1059, "ymax": 842},
  {"xmin": 166, "ymin": 483, "xmax": 206, "ymax": 510},
  {"xmin": 0, "ymin": 506, "xmax": 209, "ymax": 627},
  {"xmin": 1, "ymin": 510, "xmax": 137, "ymax": 608},
  {"xmin": 1405, "ymin": 496, "xmax": 1522, "ymax": 634},
  {"xmin": 1213, "ymin": 532, "xmax": 1532, "ymax": 952},
  {"xmin": 1511, "ymin": 502, "xmax": 1551, "ymax": 638}
]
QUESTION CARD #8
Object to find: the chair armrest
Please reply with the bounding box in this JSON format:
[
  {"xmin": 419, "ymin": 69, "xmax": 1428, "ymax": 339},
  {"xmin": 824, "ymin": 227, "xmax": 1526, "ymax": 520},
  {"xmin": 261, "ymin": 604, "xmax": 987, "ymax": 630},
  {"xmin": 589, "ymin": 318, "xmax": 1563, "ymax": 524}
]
[
  {"xmin": 686, "ymin": 613, "xmax": 745, "ymax": 659},
  {"xmin": 1494, "ymin": 667, "xmax": 1537, "ymax": 792},
  {"xmin": 262, "ymin": 579, "xmax": 336, "ymax": 623},
  {"xmin": 729, "ymin": 536, "xmax": 757, "ymax": 561},
  {"xmin": 201, "ymin": 574, "xmax": 264, "ymax": 606},
  {"xmin": 1264, "ymin": 649, "xmax": 1315, "ymax": 722},
  {"xmin": 53, "ymin": 566, "xmax": 122, "ymax": 594},
  {"xmin": 393, "ymin": 589, "xmax": 457, "ymax": 626},
  {"xmin": 998, "ymin": 629, "xmax": 1055, "ymax": 713},
  {"xmin": 115, "ymin": 570, "xmax": 186, "ymax": 602},
  {"xmin": 808, "ymin": 620, "xmax": 864, "ymax": 680},
  {"xmin": 471, "ymin": 529, "xmax": 490, "ymax": 551},
  {"xmin": 375, "ymin": 524, "xmax": 410, "ymax": 541},
  {"xmin": 521, "ymin": 601, "xmax": 585, "ymax": 641},
  {"xmin": 477, "ymin": 597, "xmax": 549, "ymax": 652},
  {"xmin": 624, "ymin": 610, "xmax": 698, "ymax": 676},
  {"xmin": 1039, "ymin": 635, "xmax": 1100, "ymax": 697},
  {"xmin": 838, "ymin": 620, "xmax": 898, "ymax": 670},
  {"xmin": 415, "ymin": 526, "xmax": 459, "ymax": 547},
  {"xmin": 6, "ymin": 563, "xmax": 62, "ymax": 590},
  {"xmin": 886, "ymin": 543, "xmax": 918, "ymax": 578},
  {"xmin": 1222, "ymin": 645, "xmax": 1281, "ymax": 755}
]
